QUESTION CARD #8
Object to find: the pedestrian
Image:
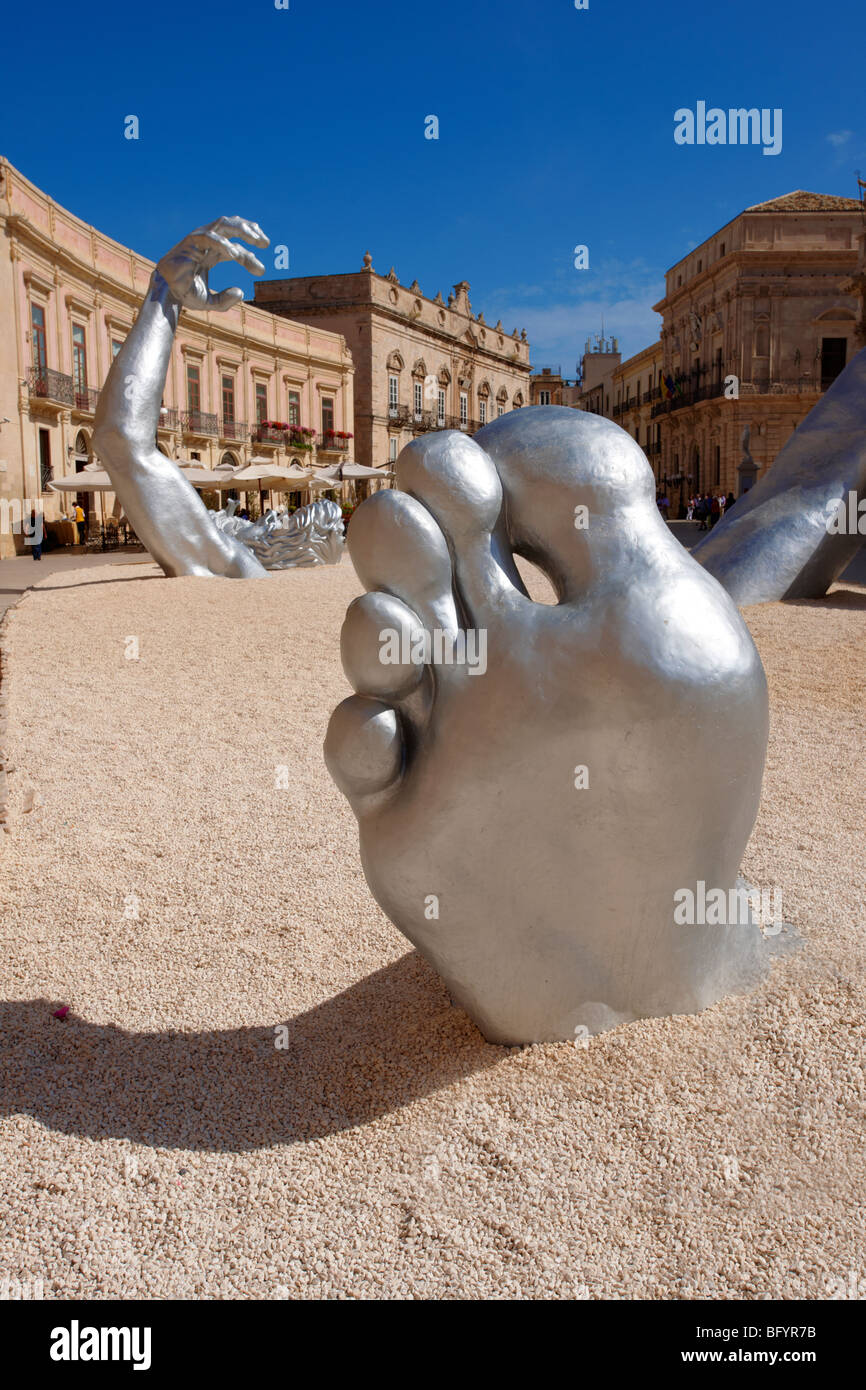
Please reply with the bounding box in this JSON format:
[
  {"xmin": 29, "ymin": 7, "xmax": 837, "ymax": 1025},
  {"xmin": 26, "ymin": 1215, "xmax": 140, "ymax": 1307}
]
[
  {"xmin": 29, "ymin": 508, "xmax": 43, "ymax": 560},
  {"xmin": 696, "ymin": 495, "xmax": 709, "ymax": 532},
  {"xmin": 710, "ymin": 494, "xmax": 721, "ymax": 527},
  {"xmin": 686, "ymin": 496, "xmax": 695, "ymax": 521},
  {"xmin": 726, "ymin": 491, "xmax": 736, "ymax": 512},
  {"xmin": 73, "ymin": 502, "xmax": 86, "ymax": 546}
]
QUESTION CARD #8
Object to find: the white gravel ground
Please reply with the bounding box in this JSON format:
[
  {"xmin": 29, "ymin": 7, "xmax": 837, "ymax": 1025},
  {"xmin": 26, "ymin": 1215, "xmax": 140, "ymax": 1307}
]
[{"xmin": 0, "ymin": 556, "xmax": 864, "ymax": 1300}]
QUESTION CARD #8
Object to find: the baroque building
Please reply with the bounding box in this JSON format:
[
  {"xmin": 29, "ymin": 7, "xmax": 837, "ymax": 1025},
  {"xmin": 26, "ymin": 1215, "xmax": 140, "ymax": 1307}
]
[
  {"xmin": 253, "ymin": 256, "xmax": 531, "ymax": 472},
  {"xmin": 0, "ymin": 158, "xmax": 354, "ymax": 556},
  {"xmin": 651, "ymin": 190, "xmax": 862, "ymax": 511},
  {"xmin": 611, "ymin": 341, "xmax": 665, "ymax": 482}
]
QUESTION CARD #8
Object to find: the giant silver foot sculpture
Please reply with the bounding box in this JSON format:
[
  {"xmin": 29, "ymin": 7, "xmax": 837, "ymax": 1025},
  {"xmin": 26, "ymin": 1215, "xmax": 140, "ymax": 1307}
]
[{"xmin": 325, "ymin": 409, "xmax": 782, "ymax": 1044}]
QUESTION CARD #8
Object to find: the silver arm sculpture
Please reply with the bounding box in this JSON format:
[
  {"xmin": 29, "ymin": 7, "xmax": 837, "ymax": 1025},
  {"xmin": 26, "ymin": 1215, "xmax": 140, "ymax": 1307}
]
[
  {"xmin": 693, "ymin": 346, "xmax": 866, "ymax": 603},
  {"xmin": 93, "ymin": 217, "xmax": 271, "ymax": 578}
]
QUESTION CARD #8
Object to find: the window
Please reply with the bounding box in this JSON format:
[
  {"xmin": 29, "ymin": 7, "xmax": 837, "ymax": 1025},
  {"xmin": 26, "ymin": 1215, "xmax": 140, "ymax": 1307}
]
[
  {"xmin": 497, "ymin": 405, "xmax": 504, "ymax": 418},
  {"xmin": 697, "ymin": 259, "xmax": 702, "ymax": 273},
  {"xmin": 187, "ymin": 364, "xmax": 202, "ymax": 415},
  {"xmin": 437, "ymin": 388, "xmax": 445, "ymax": 425},
  {"xmin": 479, "ymin": 400, "xmax": 487, "ymax": 424},
  {"xmin": 459, "ymin": 391, "xmax": 468, "ymax": 426},
  {"xmin": 321, "ymin": 396, "xmax": 335, "ymax": 435},
  {"xmin": 719, "ymin": 242, "xmax": 726, "ymax": 257},
  {"xmin": 31, "ymin": 305, "xmax": 48, "ymax": 377},
  {"xmin": 255, "ymin": 382, "xmax": 268, "ymax": 425},
  {"xmin": 539, "ymin": 390, "xmax": 551, "ymax": 405},
  {"xmin": 714, "ymin": 444, "xmax": 721, "ymax": 486},
  {"xmin": 111, "ymin": 338, "xmax": 124, "ymax": 360},
  {"xmin": 38, "ymin": 428, "xmax": 52, "ymax": 491},
  {"xmin": 72, "ymin": 324, "xmax": 88, "ymax": 404},
  {"xmin": 389, "ymin": 437, "xmax": 398, "ymax": 461},
  {"xmin": 221, "ymin": 375, "xmax": 235, "ymax": 423},
  {"xmin": 388, "ymin": 375, "xmax": 399, "ymax": 410},
  {"xmin": 414, "ymin": 381, "xmax": 423, "ymax": 415},
  {"xmin": 288, "ymin": 390, "xmax": 301, "ymax": 426}
]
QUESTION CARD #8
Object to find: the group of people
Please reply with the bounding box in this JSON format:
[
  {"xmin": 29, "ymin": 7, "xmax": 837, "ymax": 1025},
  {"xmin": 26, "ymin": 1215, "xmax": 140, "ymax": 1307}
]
[
  {"xmin": 654, "ymin": 491, "xmax": 737, "ymax": 528},
  {"xmin": 687, "ymin": 493, "xmax": 736, "ymax": 531}
]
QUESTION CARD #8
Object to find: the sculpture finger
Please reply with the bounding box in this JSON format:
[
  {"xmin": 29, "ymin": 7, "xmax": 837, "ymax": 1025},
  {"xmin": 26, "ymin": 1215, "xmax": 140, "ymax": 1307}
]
[
  {"xmin": 187, "ymin": 229, "xmax": 266, "ymax": 276},
  {"xmin": 204, "ymin": 216, "xmax": 270, "ymax": 250}
]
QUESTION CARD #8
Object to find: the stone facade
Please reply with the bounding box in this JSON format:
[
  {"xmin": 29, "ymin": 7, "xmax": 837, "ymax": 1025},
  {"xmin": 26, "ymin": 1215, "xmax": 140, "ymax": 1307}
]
[
  {"xmin": 0, "ymin": 159, "xmax": 354, "ymax": 556},
  {"xmin": 610, "ymin": 341, "xmax": 665, "ymax": 482},
  {"xmin": 651, "ymin": 190, "xmax": 862, "ymax": 512},
  {"xmin": 253, "ymin": 257, "xmax": 531, "ymax": 474}
]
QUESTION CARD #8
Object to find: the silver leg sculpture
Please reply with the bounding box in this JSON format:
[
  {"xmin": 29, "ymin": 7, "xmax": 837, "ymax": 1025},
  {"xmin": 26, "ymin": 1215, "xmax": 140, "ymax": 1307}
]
[
  {"xmin": 93, "ymin": 218, "xmax": 271, "ymax": 578},
  {"xmin": 693, "ymin": 346, "xmax": 866, "ymax": 603},
  {"xmin": 325, "ymin": 410, "xmax": 789, "ymax": 1044}
]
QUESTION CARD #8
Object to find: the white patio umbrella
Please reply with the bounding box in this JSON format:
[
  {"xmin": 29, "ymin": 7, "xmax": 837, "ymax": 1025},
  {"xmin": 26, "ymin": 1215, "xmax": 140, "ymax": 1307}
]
[
  {"xmin": 229, "ymin": 461, "xmax": 314, "ymax": 510},
  {"xmin": 49, "ymin": 464, "xmax": 115, "ymax": 527}
]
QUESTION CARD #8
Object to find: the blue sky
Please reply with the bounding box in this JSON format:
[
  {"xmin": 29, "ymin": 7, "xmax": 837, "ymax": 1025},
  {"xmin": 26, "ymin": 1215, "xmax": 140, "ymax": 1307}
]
[{"xmin": 3, "ymin": 0, "xmax": 864, "ymax": 369}]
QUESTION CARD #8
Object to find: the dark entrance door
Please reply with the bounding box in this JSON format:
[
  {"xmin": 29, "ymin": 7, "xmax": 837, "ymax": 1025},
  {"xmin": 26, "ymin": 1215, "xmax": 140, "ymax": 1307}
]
[{"xmin": 821, "ymin": 338, "xmax": 847, "ymax": 390}]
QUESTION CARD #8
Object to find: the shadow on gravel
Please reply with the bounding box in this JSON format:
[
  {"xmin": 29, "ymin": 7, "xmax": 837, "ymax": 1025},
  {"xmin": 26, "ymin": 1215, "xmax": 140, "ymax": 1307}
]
[
  {"xmin": 0, "ymin": 953, "xmax": 501, "ymax": 1152},
  {"xmin": 787, "ymin": 588, "xmax": 866, "ymax": 611}
]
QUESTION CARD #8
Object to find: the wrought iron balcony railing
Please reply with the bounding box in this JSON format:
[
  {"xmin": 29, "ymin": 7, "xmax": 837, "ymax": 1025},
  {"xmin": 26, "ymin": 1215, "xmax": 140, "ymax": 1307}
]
[
  {"xmin": 318, "ymin": 432, "xmax": 352, "ymax": 451},
  {"xmin": 29, "ymin": 367, "xmax": 75, "ymax": 405},
  {"xmin": 410, "ymin": 410, "xmax": 437, "ymax": 433},
  {"xmin": 387, "ymin": 404, "xmax": 412, "ymax": 427},
  {"xmin": 444, "ymin": 414, "xmax": 481, "ymax": 433},
  {"xmin": 157, "ymin": 407, "xmax": 180, "ymax": 431},
  {"xmin": 71, "ymin": 387, "xmax": 100, "ymax": 414},
  {"xmin": 181, "ymin": 410, "xmax": 219, "ymax": 436},
  {"xmin": 219, "ymin": 417, "xmax": 248, "ymax": 441}
]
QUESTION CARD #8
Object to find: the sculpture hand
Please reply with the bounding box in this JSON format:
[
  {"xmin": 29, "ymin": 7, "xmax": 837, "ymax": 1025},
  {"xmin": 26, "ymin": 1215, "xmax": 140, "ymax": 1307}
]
[
  {"xmin": 325, "ymin": 409, "xmax": 777, "ymax": 1044},
  {"xmin": 155, "ymin": 216, "xmax": 269, "ymax": 311}
]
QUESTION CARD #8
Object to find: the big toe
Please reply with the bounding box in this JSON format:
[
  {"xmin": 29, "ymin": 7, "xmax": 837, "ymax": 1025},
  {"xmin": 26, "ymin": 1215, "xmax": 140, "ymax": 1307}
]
[{"xmin": 396, "ymin": 431, "xmax": 526, "ymax": 622}]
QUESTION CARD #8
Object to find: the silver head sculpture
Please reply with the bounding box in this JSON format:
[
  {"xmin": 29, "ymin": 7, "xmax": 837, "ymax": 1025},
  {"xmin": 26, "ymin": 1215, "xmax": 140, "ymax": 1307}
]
[
  {"xmin": 211, "ymin": 499, "xmax": 344, "ymax": 569},
  {"xmin": 325, "ymin": 409, "xmax": 784, "ymax": 1044}
]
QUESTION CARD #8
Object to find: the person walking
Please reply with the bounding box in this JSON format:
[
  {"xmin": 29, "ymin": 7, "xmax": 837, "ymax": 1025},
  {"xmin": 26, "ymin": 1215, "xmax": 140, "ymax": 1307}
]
[
  {"xmin": 29, "ymin": 509, "xmax": 43, "ymax": 560},
  {"xmin": 686, "ymin": 496, "xmax": 695, "ymax": 521},
  {"xmin": 73, "ymin": 502, "xmax": 86, "ymax": 546},
  {"xmin": 725, "ymin": 491, "xmax": 736, "ymax": 512},
  {"xmin": 710, "ymin": 493, "xmax": 721, "ymax": 528}
]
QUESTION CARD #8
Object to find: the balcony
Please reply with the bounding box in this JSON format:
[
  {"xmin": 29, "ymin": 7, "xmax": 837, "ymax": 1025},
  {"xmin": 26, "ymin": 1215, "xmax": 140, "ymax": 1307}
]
[
  {"xmin": 410, "ymin": 410, "xmax": 437, "ymax": 433},
  {"xmin": 387, "ymin": 404, "xmax": 412, "ymax": 427},
  {"xmin": 651, "ymin": 377, "xmax": 819, "ymax": 418},
  {"xmin": 181, "ymin": 409, "xmax": 219, "ymax": 437},
  {"xmin": 444, "ymin": 414, "xmax": 482, "ymax": 434},
  {"xmin": 219, "ymin": 417, "xmax": 248, "ymax": 442},
  {"xmin": 29, "ymin": 367, "xmax": 74, "ymax": 406},
  {"xmin": 71, "ymin": 387, "xmax": 100, "ymax": 415},
  {"xmin": 318, "ymin": 431, "xmax": 353, "ymax": 452},
  {"xmin": 157, "ymin": 407, "xmax": 180, "ymax": 431},
  {"xmin": 643, "ymin": 386, "xmax": 661, "ymax": 404}
]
